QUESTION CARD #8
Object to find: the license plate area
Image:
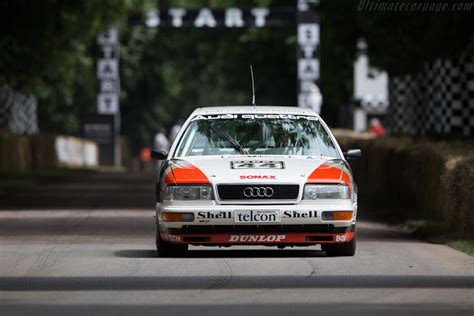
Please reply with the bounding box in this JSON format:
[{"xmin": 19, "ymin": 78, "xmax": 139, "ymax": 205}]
[{"xmin": 234, "ymin": 210, "xmax": 281, "ymax": 223}]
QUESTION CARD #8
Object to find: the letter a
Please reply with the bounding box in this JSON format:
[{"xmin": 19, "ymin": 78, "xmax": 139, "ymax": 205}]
[{"xmin": 195, "ymin": 8, "xmax": 217, "ymax": 27}]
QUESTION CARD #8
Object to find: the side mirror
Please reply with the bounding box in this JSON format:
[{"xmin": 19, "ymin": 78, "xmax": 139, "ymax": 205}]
[
  {"xmin": 344, "ymin": 149, "xmax": 361, "ymax": 160},
  {"xmin": 151, "ymin": 149, "xmax": 168, "ymax": 160}
]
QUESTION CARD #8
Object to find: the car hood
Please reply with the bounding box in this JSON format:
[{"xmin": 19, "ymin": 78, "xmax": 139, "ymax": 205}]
[{"xmin": 167, "ymin": 155, "xmax": 349, "ymax": 185}]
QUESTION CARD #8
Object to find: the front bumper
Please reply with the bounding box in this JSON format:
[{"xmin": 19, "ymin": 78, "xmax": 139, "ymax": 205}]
[
  {"xmin": 157, "ymin": 201, "xmax": 356, "ymax": 245},
  {"xmin": 160, "ymin": 225, "xmax": 355, "ymax": 245}
]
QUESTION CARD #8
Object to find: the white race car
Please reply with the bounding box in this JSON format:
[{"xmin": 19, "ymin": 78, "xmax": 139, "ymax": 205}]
[{"xmin": 153, "ymin": 106, "xmax": 361, "ymax": 257}]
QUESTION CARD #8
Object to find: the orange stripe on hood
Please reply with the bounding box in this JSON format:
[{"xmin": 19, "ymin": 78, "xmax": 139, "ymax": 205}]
[
  {"xmin": 307, "ymin": 161, "xmax": 351, "ymax": 187},
  {"xmin": 164, "ymin": 160, "xmax": 209, "ymax": 185}
]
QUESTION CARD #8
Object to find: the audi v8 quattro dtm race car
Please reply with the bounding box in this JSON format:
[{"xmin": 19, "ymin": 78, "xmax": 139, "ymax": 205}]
[{"xmin": 152, "ymin": 106, "xmax": 361, "ymax": 257}]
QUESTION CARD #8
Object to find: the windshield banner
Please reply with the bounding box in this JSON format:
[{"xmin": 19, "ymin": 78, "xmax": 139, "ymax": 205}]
[{"xmin": 191, "ymin": 114, "xmax": 319, "ymax": 121}]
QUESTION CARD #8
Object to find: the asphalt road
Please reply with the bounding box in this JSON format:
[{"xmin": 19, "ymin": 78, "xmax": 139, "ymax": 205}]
[{"xmin": 0, "ymin": 173, "xmax": 473, "ymax": 315}]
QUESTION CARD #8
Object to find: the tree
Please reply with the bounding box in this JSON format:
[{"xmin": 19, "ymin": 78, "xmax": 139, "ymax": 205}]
[
  {"xmin": 120, "ymin": 0, "xmax": 297, "ymax": 151},
  {"xmin": 356, "ymin": 3, "xmax": 474, "ymax": 75},
  {"xmin": 0, "ymin": 0, "xmax": 132, "ymax": 134}
]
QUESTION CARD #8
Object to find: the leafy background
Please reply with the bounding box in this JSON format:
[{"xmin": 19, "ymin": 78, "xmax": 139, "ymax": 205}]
[{"xmin": 1, "ymin": 0, "xmax": 473, "ymax": 153}]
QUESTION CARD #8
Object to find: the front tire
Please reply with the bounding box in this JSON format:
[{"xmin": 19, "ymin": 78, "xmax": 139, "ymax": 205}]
[
  {"xmin": 322, "ymin": 234, "xmax": 356, "ymax": 257},
  {"xmin": 156, "ymin": 225, "xmax": 188, "ymax": 257}
]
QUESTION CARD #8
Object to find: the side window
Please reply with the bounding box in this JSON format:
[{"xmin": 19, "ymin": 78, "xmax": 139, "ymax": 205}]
[{"xmin": 174, "ymin": 124, "xmax": 194, "ymax": 157}]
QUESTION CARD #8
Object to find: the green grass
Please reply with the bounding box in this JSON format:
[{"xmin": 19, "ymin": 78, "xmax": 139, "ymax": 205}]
[
  {"xmin": 411, "ymin": 219, "xmax": 454, "ymax": 236},
  {"xmin": 410, "ymin": 219, "xmax": 474, "ymax": 256},
  {"xmin": 96, "ymin": 165, "xmax": 126, "ymax": 173},
  {"xmin": 447, "ymin": 240, "xmax": 474, "ymax": 256}
]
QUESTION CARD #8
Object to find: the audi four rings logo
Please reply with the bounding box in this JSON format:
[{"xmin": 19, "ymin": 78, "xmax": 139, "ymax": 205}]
[{"xmin": 243, "ymin": 186, "xmax": 274, "ymax": 198}]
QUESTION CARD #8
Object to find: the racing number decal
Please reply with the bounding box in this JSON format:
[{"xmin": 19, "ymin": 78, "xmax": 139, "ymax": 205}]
[{"xmin": 231, "ymin": 161, "xmax": 285, "ymax": 169}]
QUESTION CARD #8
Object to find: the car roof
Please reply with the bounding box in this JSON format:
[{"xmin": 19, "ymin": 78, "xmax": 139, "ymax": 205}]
[{"xmin": 191, "ymin": 106, "xmax": 318, "ymax": 116}]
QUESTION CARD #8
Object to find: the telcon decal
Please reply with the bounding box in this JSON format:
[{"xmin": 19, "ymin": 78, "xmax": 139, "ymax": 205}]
[
  {"xmin": 235, "ymin": 210, "xmax": 280, "ymax": 222},
  {"xmin": 229, "ymin": 235, "xmax": 286, "ymax": 242}
]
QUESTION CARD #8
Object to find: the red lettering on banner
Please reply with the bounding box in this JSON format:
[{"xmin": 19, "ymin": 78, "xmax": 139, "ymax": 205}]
[{"xmin": 239, "ymin": 175, "xmax": 277, "ymax": 180}]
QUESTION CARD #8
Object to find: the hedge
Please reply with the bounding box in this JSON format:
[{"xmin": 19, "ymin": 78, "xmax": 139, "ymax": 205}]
[{"xmin": 333, "ymin": 129, "xmax": 474, "ymax": 234}]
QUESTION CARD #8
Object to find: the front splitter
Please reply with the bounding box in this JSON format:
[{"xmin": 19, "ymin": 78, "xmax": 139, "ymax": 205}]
[{"xmin": 161, "ymin": 232, "xmax": 354, "ymax": 245}]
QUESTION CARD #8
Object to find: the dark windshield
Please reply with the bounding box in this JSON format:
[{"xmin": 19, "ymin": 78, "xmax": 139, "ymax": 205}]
[{"xmin": 175, "ymin": 114, "xmax": 339, "ymax": 157}]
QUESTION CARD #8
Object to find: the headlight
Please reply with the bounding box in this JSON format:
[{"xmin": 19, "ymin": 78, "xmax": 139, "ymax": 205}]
[
  {"xmin": 164, "ymin": 185, "xmax": 213, "ymax": 201},
  {"xmin": 304, "ymin": 184, "xmax": 349, "ymax": 199}
]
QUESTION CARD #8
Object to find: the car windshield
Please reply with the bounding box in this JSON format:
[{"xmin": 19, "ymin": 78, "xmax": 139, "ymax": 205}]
[{"xmin": 174, "ymin": 114, "xmax": 340, "ymax": 157}]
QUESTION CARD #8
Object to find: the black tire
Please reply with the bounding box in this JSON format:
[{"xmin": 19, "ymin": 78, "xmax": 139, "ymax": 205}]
[
  {"xmin": 156, "ymin": 225, "xmax": 188, "ymax": 257},
  {"xmin": 322, "ymin": 234, "xmax": 356, "ymax": 257}
]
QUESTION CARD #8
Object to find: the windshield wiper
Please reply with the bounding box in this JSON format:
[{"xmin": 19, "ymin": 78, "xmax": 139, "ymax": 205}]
[{"xmin": 209, "ymin": 125, "xmax": 249, "ymax": 156}]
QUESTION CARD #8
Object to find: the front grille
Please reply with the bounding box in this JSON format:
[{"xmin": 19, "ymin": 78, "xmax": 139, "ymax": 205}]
[
  {"xmin": 217, "ymin": 184, "xmax": 300, "ymax": 200},
  {"xmin": 169, "ymin": 224, "xmax": 337, "ymax": 235}
]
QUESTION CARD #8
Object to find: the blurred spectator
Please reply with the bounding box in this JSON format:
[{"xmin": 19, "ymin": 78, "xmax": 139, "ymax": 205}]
[
  {"xmin": 368, "ymin": 118, "xmax": 386, "ymax": 136},
  {"xmin": 140, "ymin": 147, "xmax": 151, "ymax": 161},
  {"xmin": 153, "ymin": 128, "xmax": 169, "ymax": 170},
  {"xmin": 307, "ymin": 84, "xmax": 323, "ymax": 115},
  {"xmin": 154, "ymin": 128, "xmax": 170, "ymax": 152},
  {"xmin": 170, "ymin": 119, "xmax": 184, "ymax": 141},
  {"xmin": 139, "ymin": 147, "xmax": 151, "ymax": 170}
]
